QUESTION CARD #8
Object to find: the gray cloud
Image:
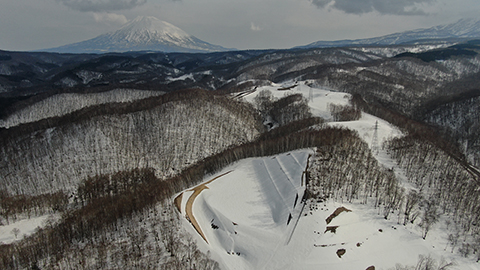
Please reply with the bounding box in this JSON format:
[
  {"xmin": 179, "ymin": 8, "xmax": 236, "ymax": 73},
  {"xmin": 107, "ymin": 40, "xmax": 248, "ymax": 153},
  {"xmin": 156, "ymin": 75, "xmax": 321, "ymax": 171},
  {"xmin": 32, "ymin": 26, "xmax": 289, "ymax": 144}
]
[
  {"xmin": 57, "ymin": 0, "xmax": 146, "ymax": 12},
  {"xmin": 93, "ymin": 12, "xmax": 128, "ymax": 24},
  {"xmin": 311, "ymin": 0, "xmax": 434, "ymax": 15}
]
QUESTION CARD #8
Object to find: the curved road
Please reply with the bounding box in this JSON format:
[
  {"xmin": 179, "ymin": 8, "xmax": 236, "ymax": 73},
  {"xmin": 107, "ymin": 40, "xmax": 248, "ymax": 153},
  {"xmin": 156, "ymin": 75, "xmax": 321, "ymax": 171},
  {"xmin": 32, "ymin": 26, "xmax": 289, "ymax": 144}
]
[{"xmin": 180, "ymin": 170, "xmax": 233, "ymax": 243}]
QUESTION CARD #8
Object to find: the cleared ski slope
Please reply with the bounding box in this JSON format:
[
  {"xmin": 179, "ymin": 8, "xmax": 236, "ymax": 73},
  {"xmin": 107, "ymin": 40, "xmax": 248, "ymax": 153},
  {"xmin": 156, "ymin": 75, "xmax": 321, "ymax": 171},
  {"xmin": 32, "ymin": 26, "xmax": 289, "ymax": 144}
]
[{"xmin": 176, "ymin": 150, "xmax": 311, "ymax": 269}]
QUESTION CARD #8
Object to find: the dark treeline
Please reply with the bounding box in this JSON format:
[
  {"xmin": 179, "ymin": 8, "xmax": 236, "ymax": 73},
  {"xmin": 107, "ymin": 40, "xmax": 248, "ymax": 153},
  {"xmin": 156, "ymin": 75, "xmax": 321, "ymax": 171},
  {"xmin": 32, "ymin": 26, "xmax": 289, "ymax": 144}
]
[
  {"xmin": 422, "ymin": 94, "xmax": 480, "ymax": 167},
  {"xmin": 0, "ymin": 190, "xmax": 68, "ymax": 224},
  {"xmin": 328, "ymin": 103, "xmax": 362, "ymax": 122},
  {"xmin": 253, "ymin": 89, "xmax": 312, "ymax": 127},
  {"xmin": 0, "ymin": 123, "xmax": 355, "ymax": 269},
  {"xmin": 258, "ymin": 117, "xmax": 324, "ymax": 141},
  {"xmin": 0, "ymin": 83, "xmax": 167, "ymax": 120},
  {"xmin": 269, "ymin": 93, "xmax": 312, "ymax": 126},
  {"xmin": 76, "ymin": 168, "xmax": 158, "ymax": 206},
  {"xmin": 394, "ymin": 47, "xmax": 477, "ymax": 62}
]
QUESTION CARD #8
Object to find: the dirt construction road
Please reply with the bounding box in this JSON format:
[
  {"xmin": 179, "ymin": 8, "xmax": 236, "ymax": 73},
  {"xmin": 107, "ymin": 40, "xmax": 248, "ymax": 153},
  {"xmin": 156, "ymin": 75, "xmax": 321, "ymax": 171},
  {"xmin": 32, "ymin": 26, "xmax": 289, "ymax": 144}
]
[{"xmin": 179, "ymin": 170, "xmax": 233, "ymax": 243}]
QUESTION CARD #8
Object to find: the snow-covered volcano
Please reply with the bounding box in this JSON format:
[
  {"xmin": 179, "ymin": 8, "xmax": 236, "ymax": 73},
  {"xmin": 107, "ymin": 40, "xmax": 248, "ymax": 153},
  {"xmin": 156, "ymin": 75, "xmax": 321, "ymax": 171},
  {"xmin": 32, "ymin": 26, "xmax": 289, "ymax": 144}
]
[{"xmin": 43, "ymin": 16, "xmax": 232, "ymax": 54}]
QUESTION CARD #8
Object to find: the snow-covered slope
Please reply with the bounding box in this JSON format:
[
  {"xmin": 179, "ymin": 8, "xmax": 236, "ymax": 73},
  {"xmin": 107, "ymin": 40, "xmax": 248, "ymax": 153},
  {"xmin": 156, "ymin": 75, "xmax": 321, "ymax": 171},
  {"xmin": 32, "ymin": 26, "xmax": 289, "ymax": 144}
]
[
  {"xmin": 42, "ymin": 16, "xmax": 232, "ymax": 54},
  {"xmin": 296, "ymin": 18, "xmax": 480, "ymax": 49},
  {"xmin": 176, "ymin": 150, "xmax": 311, "ymax": 269},
  {"xmin": 0, "ymin": 89, "xmax": 164, "ymax": 128}
]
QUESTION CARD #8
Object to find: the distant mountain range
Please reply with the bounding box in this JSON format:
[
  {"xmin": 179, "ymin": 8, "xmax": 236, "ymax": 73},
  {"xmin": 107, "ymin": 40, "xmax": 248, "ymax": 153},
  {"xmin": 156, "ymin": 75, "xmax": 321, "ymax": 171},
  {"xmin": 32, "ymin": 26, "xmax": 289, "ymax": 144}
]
[
  {"xmin": 40, "ymin": 17, "xmax": 480, "ymax": 54},
  {"xmin": 42, "ymin": 16, "xmax": 233, "ymax": 54},
  {"xmin": 295, "ymin": 18, "xmax": 480, "ymax": 49}
]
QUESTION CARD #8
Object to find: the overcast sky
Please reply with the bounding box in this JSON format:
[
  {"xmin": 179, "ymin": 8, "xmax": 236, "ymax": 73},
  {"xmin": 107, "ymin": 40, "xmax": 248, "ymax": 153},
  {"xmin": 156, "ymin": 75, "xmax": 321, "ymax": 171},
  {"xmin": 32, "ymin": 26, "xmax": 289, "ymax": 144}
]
[{"xmin": 1, "ymin": 0, "xmax": 479, "ymax": 51}]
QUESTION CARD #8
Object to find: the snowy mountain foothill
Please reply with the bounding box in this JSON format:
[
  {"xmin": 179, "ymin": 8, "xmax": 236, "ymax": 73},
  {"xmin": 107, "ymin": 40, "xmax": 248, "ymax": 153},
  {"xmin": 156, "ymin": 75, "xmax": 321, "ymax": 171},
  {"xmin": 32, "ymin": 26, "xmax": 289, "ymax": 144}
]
[{"xmin": 1, "ymin": 80, "xmax": 479, "ymax": 269}]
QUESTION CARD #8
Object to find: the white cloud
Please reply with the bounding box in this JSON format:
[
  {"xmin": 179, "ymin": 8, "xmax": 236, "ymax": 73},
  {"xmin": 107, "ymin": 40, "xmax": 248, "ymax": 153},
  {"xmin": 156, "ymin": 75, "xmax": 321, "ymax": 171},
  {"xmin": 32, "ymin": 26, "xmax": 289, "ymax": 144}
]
[
  {"xmin": 93, "ymin": 12, "xmax": 128, "ymax": 25},
  {"xmin": 57, "ymin": 0, "xmax": 146, "ymax": 12},
  {"xmin": 250, "ymin": 22, "xmax": 262, "ymax": 31},
  {"xmin": 311, "ymin": 0, "xmax": 435, "ymax": 15}
]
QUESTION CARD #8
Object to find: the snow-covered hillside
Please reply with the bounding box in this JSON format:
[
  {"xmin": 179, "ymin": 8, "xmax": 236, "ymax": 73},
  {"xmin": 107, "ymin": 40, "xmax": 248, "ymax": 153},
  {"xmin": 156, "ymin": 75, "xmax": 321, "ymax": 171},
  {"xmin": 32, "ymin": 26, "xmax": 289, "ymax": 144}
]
[
  {"xmin": 180, "ymin": 150, "xmax": 479, "ymax": 270},
  {"xmin": 0, "ymin": 90, "xmax": 262, "ymax": 196},
  {"xmin": 0, "ymin": 89, "xmax": 164, "ymax": 128},
  {"xmin": 176, "ymin": 150, "xmax": 310, "ymax": 269}
]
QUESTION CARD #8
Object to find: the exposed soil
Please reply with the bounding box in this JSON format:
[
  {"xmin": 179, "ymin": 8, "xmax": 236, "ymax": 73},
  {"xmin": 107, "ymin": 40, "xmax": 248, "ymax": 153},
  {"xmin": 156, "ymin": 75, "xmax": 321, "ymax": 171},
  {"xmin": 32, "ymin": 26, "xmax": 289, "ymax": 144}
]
[
  {"xmin": 326, "ymin": 206, "xmax": 352, "ymax": 225},
  {"xmin": 183, "ymin": 170, "xmax": 233, "ymax": 243},
  {"xmin": 325, "ymin": 226, "xmax": 339, "ymax": 234},
  {"xmin": 174, "ymin": 192, "xmax": 183, "ymax": 213}
]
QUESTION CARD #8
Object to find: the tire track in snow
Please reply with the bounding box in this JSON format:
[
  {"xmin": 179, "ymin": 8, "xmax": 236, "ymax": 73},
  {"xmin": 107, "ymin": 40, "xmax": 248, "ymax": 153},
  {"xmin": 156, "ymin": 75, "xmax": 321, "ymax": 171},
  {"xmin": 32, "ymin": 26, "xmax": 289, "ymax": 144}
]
[
  {"xmin": 274, "ymin": 156, "xmax": 297, "ymax": 191},
  {"xmin": 273, "ymin": 155, "xmax": 302, "ymax": 224},
  {"xmin": 260, "ymin": 158, "xmax": 291, "ymax": 223}
]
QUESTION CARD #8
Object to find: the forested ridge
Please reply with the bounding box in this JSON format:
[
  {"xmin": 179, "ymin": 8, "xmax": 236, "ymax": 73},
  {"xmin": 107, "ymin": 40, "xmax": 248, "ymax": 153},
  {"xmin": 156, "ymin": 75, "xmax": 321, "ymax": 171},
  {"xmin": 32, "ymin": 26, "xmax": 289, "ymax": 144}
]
[
  {"xmin": 0, "ymin": 86, "xmax": 323, "ymax": 268},
  {"xmin": 0, "ymin": 89, "xmax": 262, "ymax": 196}
]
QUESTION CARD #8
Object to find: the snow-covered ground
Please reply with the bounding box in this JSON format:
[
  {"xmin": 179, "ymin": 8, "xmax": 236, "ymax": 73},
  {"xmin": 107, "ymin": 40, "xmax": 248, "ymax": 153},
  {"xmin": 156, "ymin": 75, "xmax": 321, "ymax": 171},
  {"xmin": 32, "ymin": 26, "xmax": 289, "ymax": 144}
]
[
  {"xmin": 177, "ymin": 150, "xmax": 312, "ymax": 269},
  {"xmin": 176, "ymin": 81, "xmax": 480, "ymax": 269},
  {"xmin": 3, "ymin": 81, "xmax": 478, "ymax": 268},
  {"xmin": 243, "ymin": 80, "xmax": 402, "ymax": 151},
  {"xmin": 0, "ymin": 214, "xmax": 57, "ymax": 244}
]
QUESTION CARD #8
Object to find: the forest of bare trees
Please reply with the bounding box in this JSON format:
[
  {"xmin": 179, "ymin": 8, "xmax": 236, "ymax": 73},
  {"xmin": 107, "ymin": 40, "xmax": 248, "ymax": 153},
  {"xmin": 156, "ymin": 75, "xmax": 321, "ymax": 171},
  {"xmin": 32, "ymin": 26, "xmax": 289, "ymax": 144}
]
[
  {"xmin": 306, "ymin": 130, "xmax": 401, "ymax": 217},
  {"xmin": 253, "ymin": 89, "xmax": 312, "ymax": 128},
  {"xmin": 386, "ymin": 135, "xmax": 480, "ymax": 259},
  {"xmin": 0, "ymin": 89, "xmax": 263, "ymax": 196},
  {"xmin": 0, "ymin": 85, "xmax": 324, "ymax": 268}
]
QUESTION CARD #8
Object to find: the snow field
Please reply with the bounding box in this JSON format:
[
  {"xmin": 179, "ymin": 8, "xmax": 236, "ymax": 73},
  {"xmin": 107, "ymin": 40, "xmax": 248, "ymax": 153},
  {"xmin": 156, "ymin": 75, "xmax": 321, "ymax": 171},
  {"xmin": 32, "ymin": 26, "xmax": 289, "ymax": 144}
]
[
  {"xmin": 0, "ymin": 214, "xmax": 58, "ymax": 245},
  {"xmin": 177, "ymin": 150, "xmax": 311, "ymax": 269},
  {"xmin": 243, "ymin": 80, "xmax": 402, "ymax": 147}
]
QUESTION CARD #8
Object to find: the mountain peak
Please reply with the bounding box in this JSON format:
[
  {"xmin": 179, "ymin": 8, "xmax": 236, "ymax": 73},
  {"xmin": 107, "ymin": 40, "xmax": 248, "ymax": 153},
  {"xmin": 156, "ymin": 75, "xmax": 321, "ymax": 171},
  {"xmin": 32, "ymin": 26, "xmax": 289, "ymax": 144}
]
[
  {"xmin": 117, "ymin": 16, "xmax": 191, "ymax": 41},
  {"xmin": 106, "ymin": 16, "xmax": 193, "ymax": 45},
  {"xmin": 41, "ymin": 16, "xmax": 231, "ymax": 54}
]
